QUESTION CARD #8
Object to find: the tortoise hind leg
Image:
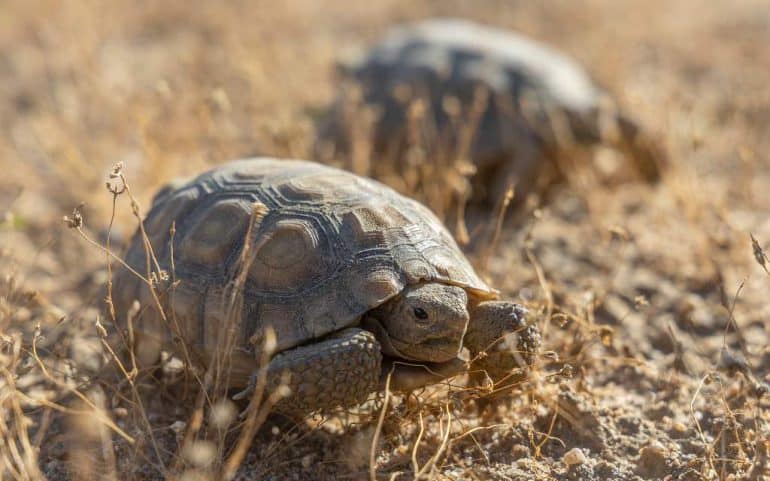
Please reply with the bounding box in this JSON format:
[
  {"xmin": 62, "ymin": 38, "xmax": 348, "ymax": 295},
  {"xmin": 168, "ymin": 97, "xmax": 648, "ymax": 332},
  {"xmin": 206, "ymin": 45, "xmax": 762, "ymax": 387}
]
[{"xmin": 236, "ymin": 328, "xmax": 381, "ymax": 415}]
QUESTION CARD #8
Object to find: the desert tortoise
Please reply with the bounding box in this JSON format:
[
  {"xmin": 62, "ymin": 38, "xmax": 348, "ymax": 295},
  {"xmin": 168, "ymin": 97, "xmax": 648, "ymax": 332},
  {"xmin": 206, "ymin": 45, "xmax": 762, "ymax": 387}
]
[
  {"xmin": 316, "ymin": 18, "xmax": 664, "ymax": 207},
  {"xmin": 112, "ymin": 158, "xmax": 540, "ymax": 413}
]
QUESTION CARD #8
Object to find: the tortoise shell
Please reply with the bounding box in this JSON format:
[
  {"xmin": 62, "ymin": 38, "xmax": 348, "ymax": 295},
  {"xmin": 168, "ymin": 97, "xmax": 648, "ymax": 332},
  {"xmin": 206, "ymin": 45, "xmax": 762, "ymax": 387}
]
[{"xmin": 113, "ymin": 158, "xmax": 496, "ymax": 358}]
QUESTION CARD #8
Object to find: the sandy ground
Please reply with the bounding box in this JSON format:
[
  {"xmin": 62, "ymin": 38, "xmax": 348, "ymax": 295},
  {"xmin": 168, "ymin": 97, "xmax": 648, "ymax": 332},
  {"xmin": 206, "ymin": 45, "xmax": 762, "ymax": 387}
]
[{"xmin": 1, "ymin": 1, "xmax": 770, "ymax": 479}]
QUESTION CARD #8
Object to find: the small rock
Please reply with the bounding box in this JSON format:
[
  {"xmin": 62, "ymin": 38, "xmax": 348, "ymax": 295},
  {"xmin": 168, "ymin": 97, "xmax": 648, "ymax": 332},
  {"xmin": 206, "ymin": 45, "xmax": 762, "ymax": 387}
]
[
  {"xmin": 564, "ymin": 447, "xmax": 588, "ymax": 466},
  {"xmin": 170, "ymin": 420, "xmax": 188, "ymax": 443},
  {"xmin": 637, "ymin": 441, "xmax": 669, "ymax": 479},
  {"xmin": 112, "ymin": 407, "xmax": 128, "ymax": 418},
  {"xmin": 511, "ymin": 444, "xmax": 530, "ymax": 459},
  {"xmin": 670, "ymin": 421, "xmax": 689, "ymax": 438},
  {"xmin": 170, "ymin": 420, "xmax": 187, "ymax": 433}
]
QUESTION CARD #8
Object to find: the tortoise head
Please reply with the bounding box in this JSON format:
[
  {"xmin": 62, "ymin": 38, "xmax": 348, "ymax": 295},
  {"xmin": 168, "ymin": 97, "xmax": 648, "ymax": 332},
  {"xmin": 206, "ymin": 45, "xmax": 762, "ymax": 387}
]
[{"xmin": 363, "ymin": 283, "xmax": 469, "ymax": 363}]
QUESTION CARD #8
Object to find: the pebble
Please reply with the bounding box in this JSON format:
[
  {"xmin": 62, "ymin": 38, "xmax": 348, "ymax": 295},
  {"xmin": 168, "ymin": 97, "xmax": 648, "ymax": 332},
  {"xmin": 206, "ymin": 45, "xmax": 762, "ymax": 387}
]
[
  {"xmin": 511, "ymin": 444, "xmax": 530, "ymax": 459},
  {"xmin": 637, "ymin": 441, "xmax": 668, "ymax": 478},
  {"xmin": 640, "ymin": 441, "xmax": 666, "ymax": 457},
  {"xmin": 170, "ymin": 420, "xmax": 187, "ymax": 433},
  {"xmin": 672, "ymin": 421, "xmax": 688, "ymax": 435},
  {"xmin": 564, "ymin": 447, "xmax": 588, "ymax": 466}
]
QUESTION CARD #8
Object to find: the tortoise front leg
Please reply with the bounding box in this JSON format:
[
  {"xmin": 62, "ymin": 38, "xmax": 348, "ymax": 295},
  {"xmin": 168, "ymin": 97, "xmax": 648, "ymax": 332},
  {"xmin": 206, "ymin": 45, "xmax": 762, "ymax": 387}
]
[
  {"xmin": 465, "ymin": 301, "xmax": 540, "ymax": 382},
  {"xmin": 235, "ymin": 328, "xmax": 381, "ymax": 415}
]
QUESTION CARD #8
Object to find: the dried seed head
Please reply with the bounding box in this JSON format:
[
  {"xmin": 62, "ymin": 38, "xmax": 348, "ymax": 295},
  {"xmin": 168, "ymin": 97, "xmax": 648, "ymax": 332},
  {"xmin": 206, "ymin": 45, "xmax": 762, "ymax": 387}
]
[
  {"xmin": 276, "ymin": 384, "xmax": 292, "ymax": 399},
  {"xmin": 751, "ymin": 233, "xmax": 769, "ymax": 274},
  {"xmin": 442, "ymin": 95, "xmax": 461, "ymax": 118},
  {"xmin": 94, "ymin": 318, "xmax": 108, "ymax": 338},
  {"xmin": 608, "ymin": 225, "xmax": 630, "ymax": 242},
  {"xmin": 149, "ymin": 270, "xmax": 170, "ymax": 287},
  {"xmin": 170, "ymin": 420, "xmax": 186, "ymax": 433},
  {"xmin": 251, "ymin": 201, "xmax": 269, "ymax": 224},
  {"xmin": 106, "ymin": 162, "xmax": 127, "ymax": 195},
  {"xmin": 634, "ymin": 295, "xmax": 649, "ymax": 308},
  {"xmin": 63, "ymin": 204, "xmax": 84, "ymax": 229},
  {"xmin": 209, "ymin": 400, "xmax": 238, "ymax": 429},
  {"xmin": 552, "ymin": 313, "xmax": 570, "ymax": 328},
  {"xmin": 407, "ymin": 98, "xmax": 427, "ymax": 120},
  {"xmin": 598, "ymin": 326, "xmax": 614, "ymax": 347},
  {"xmin": 541, "ymin": 351, "xmax": 560, "ymax": 362},
  {"xmin": 110, "ymin": 162, "xmax": 124, "ymax": 178},
  {"xmin": 182, "ymin": 440, "xmax": 217, "ymax": 468},
  {"xmin": 262, "ymin": 326, "xmax": 277, "ymax": 354}
]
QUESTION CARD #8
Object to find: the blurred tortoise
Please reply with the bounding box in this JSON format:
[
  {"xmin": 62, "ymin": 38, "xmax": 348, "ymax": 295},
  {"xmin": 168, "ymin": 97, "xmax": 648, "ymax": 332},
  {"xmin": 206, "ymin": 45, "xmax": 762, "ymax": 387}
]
[
  {"xmin": 112, "ymin": 158, "xmax": 540, "ymax": 414},
  {"xmin": 316, "ymin": 18, "xmax": 665, "ymax": 209}
]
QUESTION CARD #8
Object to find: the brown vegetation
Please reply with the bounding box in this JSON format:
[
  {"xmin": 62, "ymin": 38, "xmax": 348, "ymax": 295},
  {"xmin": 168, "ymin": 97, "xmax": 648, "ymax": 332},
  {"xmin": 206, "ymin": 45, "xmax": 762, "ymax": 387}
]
[{"xmin": 1, "ymin": 0, "xmax": 769, "ymax": 479}]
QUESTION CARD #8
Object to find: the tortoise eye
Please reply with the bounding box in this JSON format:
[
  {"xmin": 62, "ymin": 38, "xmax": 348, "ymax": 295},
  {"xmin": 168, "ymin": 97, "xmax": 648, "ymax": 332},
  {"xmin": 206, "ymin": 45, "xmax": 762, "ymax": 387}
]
[{"xmin": 413, "ymin": 307, "xmax": 429, "ymax": 320}]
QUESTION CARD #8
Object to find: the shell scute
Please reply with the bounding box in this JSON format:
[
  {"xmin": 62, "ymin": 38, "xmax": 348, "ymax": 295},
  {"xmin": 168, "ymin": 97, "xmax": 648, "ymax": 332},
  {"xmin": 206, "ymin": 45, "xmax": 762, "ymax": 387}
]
[
  {"xmin": 126, "ymin": 186, "xmax": 200, "ymax": 269},
  {"xmin": 248, "ymin": 217, "xmax": 329, "ymax": 293},
  {"xmin": 179, "ymin": 199, "xmax": 251, "ymax": 266}
]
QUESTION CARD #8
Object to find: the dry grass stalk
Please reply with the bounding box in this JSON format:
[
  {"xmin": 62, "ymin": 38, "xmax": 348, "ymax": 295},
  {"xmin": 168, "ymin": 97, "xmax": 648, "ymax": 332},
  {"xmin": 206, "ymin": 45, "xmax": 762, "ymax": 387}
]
[
  {"xmin": 168, "ymin": 201, "xmax": 274, "ymax": 480},
  {"xmin": 480, "ymin": 186, "xmax": 515, "ymax": 273},
  {"xmin": 750, "ymin": 234, "xmax": 769, "ymax": 276},
  {"xmin": 369, "ymin": 369, "xmax": 393, "ymax": 481},
  {"xmin": 411, "ymin": 404, "xmax": 452, "ymax": 480},
  {"xmin": 1, "ymin": 334, "xmax": 46, "ymax": 481}
]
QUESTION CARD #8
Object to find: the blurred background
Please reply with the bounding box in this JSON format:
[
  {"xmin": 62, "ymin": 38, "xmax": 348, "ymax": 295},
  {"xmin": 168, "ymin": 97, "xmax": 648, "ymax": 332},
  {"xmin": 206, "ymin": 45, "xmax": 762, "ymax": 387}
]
[{"xmin": 2, "ymin": 0, "xmax": 767, "ymax": 212}]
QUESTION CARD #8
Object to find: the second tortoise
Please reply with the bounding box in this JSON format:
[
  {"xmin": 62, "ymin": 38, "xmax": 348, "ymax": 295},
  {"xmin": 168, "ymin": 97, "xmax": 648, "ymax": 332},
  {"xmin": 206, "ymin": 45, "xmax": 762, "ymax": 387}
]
[{"xmin": 317, "ymin": 18, "xmax": 665, "ymax": 207}]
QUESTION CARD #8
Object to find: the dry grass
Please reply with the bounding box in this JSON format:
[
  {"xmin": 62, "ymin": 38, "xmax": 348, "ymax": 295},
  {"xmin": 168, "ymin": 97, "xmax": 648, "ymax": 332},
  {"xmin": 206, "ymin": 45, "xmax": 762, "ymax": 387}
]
[{"xmin": 1, "ymin": 0, "xmax": 770, "ymax": 480}]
